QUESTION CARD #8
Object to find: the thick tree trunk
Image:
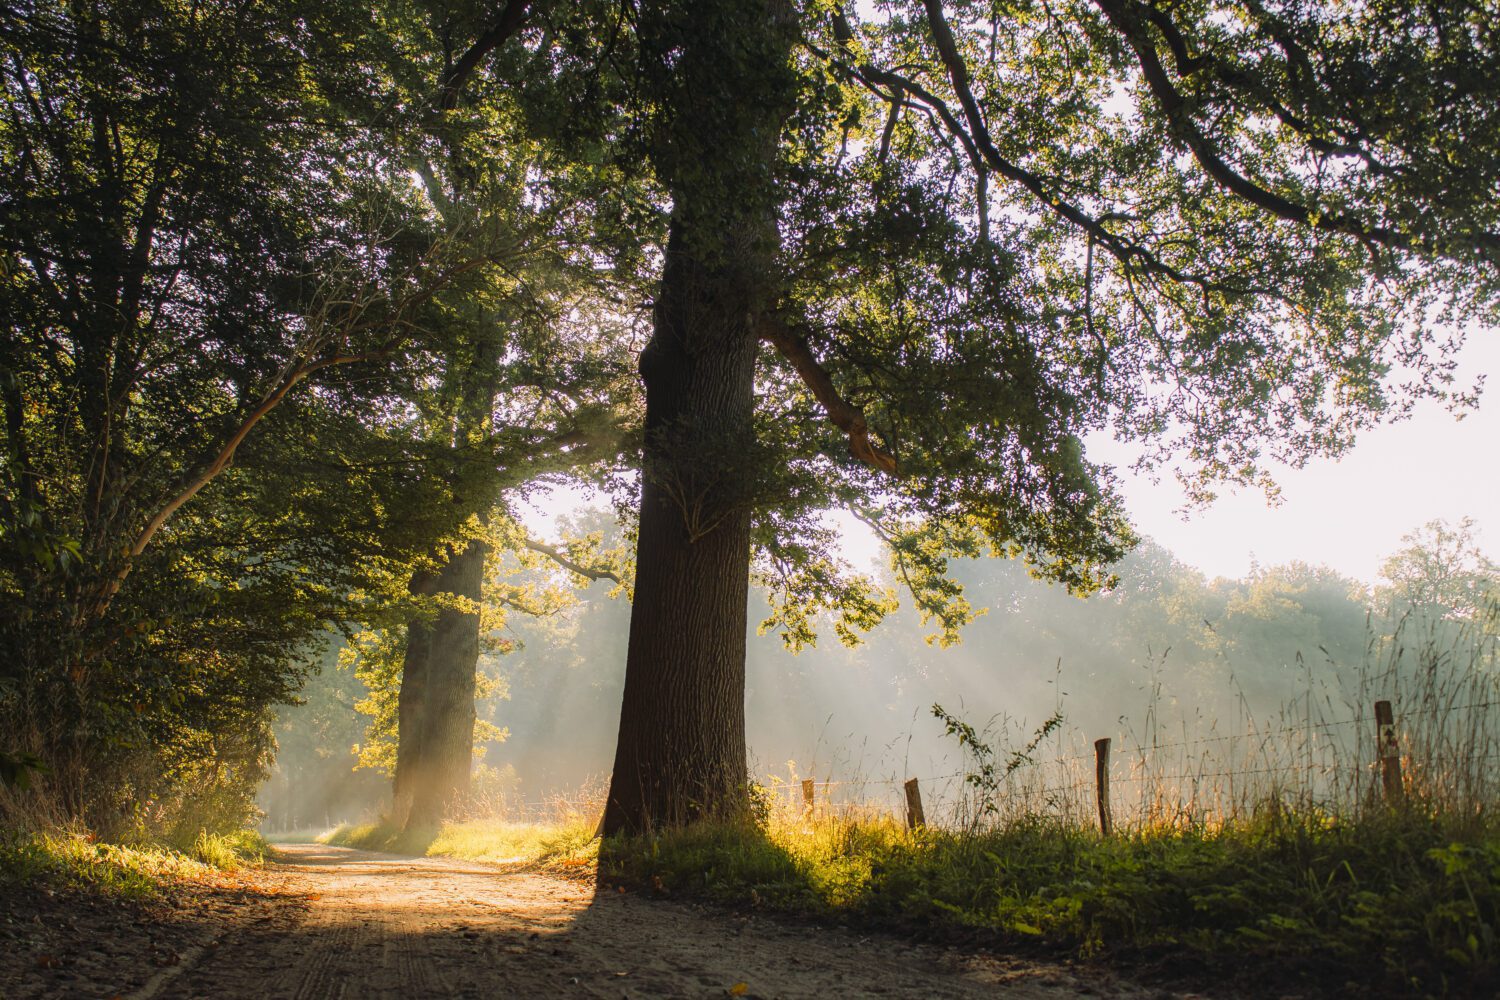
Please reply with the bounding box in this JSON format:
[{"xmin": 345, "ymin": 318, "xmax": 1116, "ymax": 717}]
[
  {"xmin": 601, "ymin": 0, "xmax": 796, "ymax": 836},
  {"xmin": 398, "ymin": 539, "xmax": 487, "ymax": 833},
  {"xmin": 601, "ymin": 218, "xmax": 763, "ymax": 833},
  {"xmin": 391, "ymin": 570, "xmax": 437, "ymax": 827}
]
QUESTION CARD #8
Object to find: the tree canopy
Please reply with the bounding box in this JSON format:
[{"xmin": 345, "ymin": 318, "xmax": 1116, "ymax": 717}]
[{"xmin": 2, "ymin": 0, "xmax": 1496, "ymax": 834}]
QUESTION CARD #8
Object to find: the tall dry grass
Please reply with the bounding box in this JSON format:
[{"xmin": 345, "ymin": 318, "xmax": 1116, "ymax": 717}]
[{"xmin": 772, "ymin": 602, "xmax": 1499, "ymax": 834}]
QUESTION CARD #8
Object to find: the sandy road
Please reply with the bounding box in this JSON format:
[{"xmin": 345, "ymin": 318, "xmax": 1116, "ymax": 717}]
[{"xmin": 136, "ymin": 843, "xmax": 1177, "ymax": 1000}]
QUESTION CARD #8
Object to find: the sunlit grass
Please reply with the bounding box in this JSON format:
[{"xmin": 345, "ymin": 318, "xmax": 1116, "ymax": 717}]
[
  {"xmin": 316, "ymin": 786, "xmax": 1500, "ymax": 992},
  {"xmin": 262, "ymin": 827, "xmax": 337, "ymax": 845},
  {"xmin": 322, "ymin": 816, "xmax": 599, "ymax": 869},
  {"xmin": 0, "ymin": 827, "xmax": 268, "ymax": 900},
  {"xmin": 321, "ymin": 779, "xmax": 606, "ymax": 867},
  {"xmin": 180, "ymin": 828, "xmax": 270, "ymax": 869},
  {"xmin": 432, "ymin": 817, "xmax": 598, "ymax": 864},
  {"xmin": 602, "ymin": 805, "xmax": 1500, "ymax": 994}
]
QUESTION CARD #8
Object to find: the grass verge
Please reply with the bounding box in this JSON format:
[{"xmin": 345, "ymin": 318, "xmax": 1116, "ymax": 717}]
[
  {"xmin": 599, "ymin": 809, "xmax": 1499, "ymax": 997},
  {"xmin": 322, "ymin": 817, "xmax": 598, "ymax": 870},
  {"xmin": 0, "ymin": 827, "xmax": 270, "ymax": 901},
  {"xmin": 321, "ymin": 805, "xmax": 1499, "ymax": 994}
]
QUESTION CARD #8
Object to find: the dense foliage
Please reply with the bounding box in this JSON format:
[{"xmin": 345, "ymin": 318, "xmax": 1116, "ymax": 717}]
[
  {"xmin": 0, "ymin": 0, "xmax": 635, "ymax": 832},
  {"xmin": 2, "ymin": 0, "xmax": 1496, "ymax": 838},
  {"xmin": 0, "ymin": 0, "xmax": 434, "ymax": 831}
]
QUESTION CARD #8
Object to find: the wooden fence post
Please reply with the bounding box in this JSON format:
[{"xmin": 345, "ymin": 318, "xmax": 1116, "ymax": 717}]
[
  {"xmin": 1375, "ymin": 700, "xmax": 1404, "ymax": 803},
  {"xmin": 801, "ymin": 778, "xmax": 815, "ymax": 816},
  {"xmin": 1095, "ymin": 738, "xmax": 1112, "ymax": 836},
  {"xmin": 903, "ymin": 778, "xmax": 926, "ymax": 830}
]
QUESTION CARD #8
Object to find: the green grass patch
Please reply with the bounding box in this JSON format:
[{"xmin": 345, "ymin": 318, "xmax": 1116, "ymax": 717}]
[
  {"xmin": 262, "ymin": 827, "xmax": 337, "ymax": 844},
  {"xmin": 0, "ymin": 827, "xmax": 266, "ymax": 901},
  {"xmin": 599, "ymin": 809, "xmax": 1500, "ymax": 996},
  {"xmin": 176, "ymin": 828, "xmax": 270, "ymax": 869},
  {"xmin": 322, "ymin": 817, "xmax": 598, "ymax": 869},
  {"xmin": 318, "ymin": 805, "xmax": 1500, "ymax": 992}
]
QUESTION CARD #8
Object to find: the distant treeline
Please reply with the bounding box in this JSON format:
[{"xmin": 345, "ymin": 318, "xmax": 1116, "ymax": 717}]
[{"xmin": 262, "ymin": 515, "xmax": 1497, "ymax": 829}]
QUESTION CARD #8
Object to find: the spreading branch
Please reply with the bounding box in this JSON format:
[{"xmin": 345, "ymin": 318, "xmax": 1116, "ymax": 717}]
[
  {"xmin": 91, "ymin": 249, "xmax": 490, "ymax": 618},
  {"xmin": 1087, "ymin": 2, "xmax": 1398, "ymax": 243},
  {"xmin": 437, "ymin": 0, "xmax": 537, "ymax": 111},
  {"xmin": 826, "ymin": 2, "xmax": 1498, "ymax": 302},
  {"xmin": 82, "ymin": 342, "xmax": 401, "ymax": 621},
  {"xmin": 521, "ymin": 537, "xmax": 622, "ymax": 584},
  {"xmin": 820, "ymin": 7, "xmax": 1275, "ymax": 300},
  {"xmin": 760, "ymin": 318, "xmax": 898, "ymax": 475},
  {"xmin": 1083, "ymin": 0, "xmax": 1498, "ymax": 263}
]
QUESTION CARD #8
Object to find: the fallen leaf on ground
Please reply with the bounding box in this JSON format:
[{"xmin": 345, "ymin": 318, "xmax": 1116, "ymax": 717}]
[{"xmin": 729, "ymin": 983, "xmax": 749, "ymax": 996}]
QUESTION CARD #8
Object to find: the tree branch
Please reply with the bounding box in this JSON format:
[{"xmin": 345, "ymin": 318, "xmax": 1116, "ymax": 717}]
[
  {"xmin": 521, "ymin": 537, "xmax": 622, "ymax": 584},
  {"xmin": 118, "ymin": 342, "xmax": 401, "ymax": 567},
  {"xmin": 820, "ymin": 8, "xmax": 1282, "ymax": 300},
  {"xmin": 437, "ymin": 0, "xmax": 536, "ymax": 111},
  {"xmin": 759, "ymin": 318, "xmax": 898, "ymax": 475},
  {"xmin": 1087, "ymin": 0, "xmax": 1499, "ymax": 263},
  {"xmin": 90, "ymin": 249, "xmax": 490, "ymax": 617}
]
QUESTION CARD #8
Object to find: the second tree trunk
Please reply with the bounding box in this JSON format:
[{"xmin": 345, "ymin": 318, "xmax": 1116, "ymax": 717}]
[{"xmin": 395, "ymin": 538, "xmax": 487, "ymax": 833}]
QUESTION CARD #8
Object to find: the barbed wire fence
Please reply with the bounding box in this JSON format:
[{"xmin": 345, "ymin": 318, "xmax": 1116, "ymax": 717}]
[
  {"xmin": 453, "ymin": 611, "xmax": 1500, "ymax": 832},
  {"xmin": 767, "ymin": 658, "xmax": 1500, "ymax": 833},
  {"xmin": 472, "ymin": 692, "xmax": 1500, "ymax": 830}
]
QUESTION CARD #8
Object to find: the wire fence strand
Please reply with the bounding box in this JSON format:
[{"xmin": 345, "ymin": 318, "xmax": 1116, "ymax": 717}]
[{"xmin": 778, "ymin": 689, "xmax": 1500, "ymax": 830}]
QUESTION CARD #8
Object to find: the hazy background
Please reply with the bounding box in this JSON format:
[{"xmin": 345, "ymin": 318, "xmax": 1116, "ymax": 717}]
[
  {"xmin": 259, "ymin": 508, "xmax": 1495, "ymax": 831},
  {"xmin": 259, "ymin": 333, "xmax": 1497, "ymax": 830}
]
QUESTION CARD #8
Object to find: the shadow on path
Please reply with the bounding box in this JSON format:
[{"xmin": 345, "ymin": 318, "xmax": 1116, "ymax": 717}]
[{"xmin": 137, "ymin": 843, "xmax": 1168, "ymax": 1000}]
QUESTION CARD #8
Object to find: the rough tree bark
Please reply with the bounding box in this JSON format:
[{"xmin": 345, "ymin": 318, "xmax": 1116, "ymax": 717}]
[
  {"xmin": 600, "ymin": 218, "xmax": 764, "ymax": 833},
  {"xmin": 396, "ymin": 538, "xmax": 487, "ymax": 833},
  {"xmin": 601, "ymin": 0, "xmax": 796, "ymax": 835},
  {"xmin": 391, "ymin": 570, "xmax": 437, "ymax": 827}
]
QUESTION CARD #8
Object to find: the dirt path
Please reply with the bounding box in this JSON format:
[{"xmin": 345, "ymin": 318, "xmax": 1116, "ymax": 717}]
[{"xmin": 105, "ymin": 843, "xmax": 1179, "ymax": 1000}]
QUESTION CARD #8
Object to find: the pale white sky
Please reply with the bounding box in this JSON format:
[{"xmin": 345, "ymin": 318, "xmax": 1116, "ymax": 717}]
[
  {"xmin": 1093, "ymin": 333, "xmax": 1498, "ymax": 584},
  {"xmin": 522, "ymin": 335, "xmax": 1496, "ymax": 588}
]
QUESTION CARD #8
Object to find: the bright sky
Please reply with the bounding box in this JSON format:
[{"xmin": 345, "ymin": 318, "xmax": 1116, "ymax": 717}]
[
  {"xmin": 1093, "ymin": 333, "xmax": 1499, "ymax": 585},
  {"xmin": 522, "ymin": 334, "xmax": 1497, "ymax": 589}
]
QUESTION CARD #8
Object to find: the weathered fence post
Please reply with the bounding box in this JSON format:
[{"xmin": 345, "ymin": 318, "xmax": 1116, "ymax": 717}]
[
  {"xmin": 801, "ymin": 778, "xmax": 815, "ymax": 816},
  {"xmin": 1375, "ymin": 700, "xmax": 1404, "ymax": 803},
  {"xmin": 903, "ymin": 777, "xmax": 926, "ymax": 830},
  {"xmin": 1095, "ymin": 737, "xmax": 1112, "ymax": 836}
]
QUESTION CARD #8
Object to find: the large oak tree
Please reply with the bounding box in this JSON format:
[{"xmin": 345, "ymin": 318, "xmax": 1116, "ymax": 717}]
[
  {"xmin": 307, "ymin": 0, "xmax": 645, "ymax": 833},
  {"xmin": 595, "ymin": 0, "xmax": 1500, "ymax": 834}
]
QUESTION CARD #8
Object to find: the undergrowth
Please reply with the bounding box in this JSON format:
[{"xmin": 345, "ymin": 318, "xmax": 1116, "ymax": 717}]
[
  {"xmin": 322, "ymin": 817, "xmax": 598, "ymax": 869},
  {"xmin": 318, "ymin": 805, "xmax": 1499, "ymax": 993},
  {"xmin": 0, "ymin": 827, "xmax": 269, "ymax": 900},
  {"xmin": 599, "ymin": 808, "xmax": 1499, "ymax": 997}
]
